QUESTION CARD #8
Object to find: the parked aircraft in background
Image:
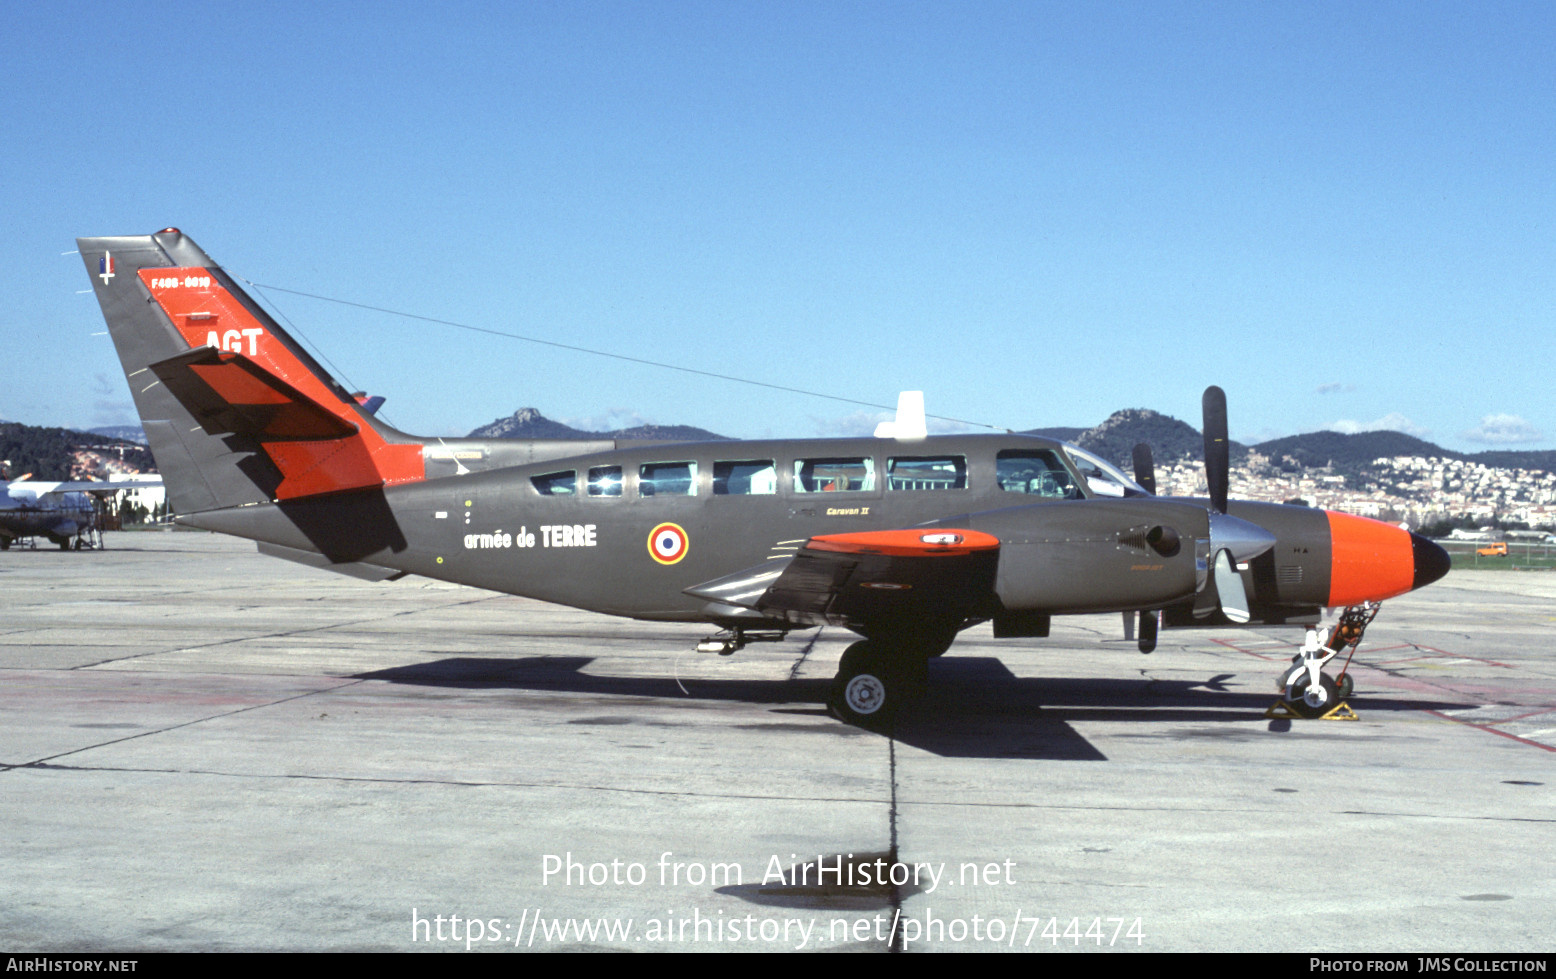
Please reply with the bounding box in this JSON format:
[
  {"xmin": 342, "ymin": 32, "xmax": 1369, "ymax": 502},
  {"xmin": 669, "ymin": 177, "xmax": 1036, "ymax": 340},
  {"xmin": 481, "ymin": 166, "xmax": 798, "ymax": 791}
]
[
  {"xmin": 78, "ymin": 229, "xmax": 1451, "ymax": 725},
  {"xmin": 0, "ymin": 480, "xmax": 106, "ymax": 549}
]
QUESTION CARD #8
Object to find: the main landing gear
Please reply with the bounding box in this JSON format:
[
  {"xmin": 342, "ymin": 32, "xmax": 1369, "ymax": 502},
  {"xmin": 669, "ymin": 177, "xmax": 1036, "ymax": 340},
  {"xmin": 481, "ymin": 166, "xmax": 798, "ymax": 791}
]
[
  {"xmin": 827, "ymin": 637, "xmax": 943, "ymax": 726},
  {"xmin": 1272, "ymin": 602, "xmax": 1380, "ymax": 719}
]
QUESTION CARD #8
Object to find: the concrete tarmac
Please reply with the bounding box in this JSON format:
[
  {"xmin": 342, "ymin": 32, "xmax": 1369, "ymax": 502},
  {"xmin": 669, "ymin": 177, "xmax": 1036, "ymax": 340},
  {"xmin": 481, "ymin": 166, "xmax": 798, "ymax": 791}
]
[{"xmin": 2, "ymin": 531, "xmax": 1553, "ymax": 952}]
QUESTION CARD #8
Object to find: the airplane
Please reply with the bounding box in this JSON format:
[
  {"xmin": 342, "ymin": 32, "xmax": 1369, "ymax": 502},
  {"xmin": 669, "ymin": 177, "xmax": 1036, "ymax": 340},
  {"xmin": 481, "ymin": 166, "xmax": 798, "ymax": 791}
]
[
  {"xmin": 0, "ymin": 475, "xmax": 163, "ymax": 551},
  {"xmin": 0, "ymin": 479, "xmax": 109, "ymax": 550},
  {"xmin": 76, "ymin": 229, "xmax": 1451, "ymax": 725}
]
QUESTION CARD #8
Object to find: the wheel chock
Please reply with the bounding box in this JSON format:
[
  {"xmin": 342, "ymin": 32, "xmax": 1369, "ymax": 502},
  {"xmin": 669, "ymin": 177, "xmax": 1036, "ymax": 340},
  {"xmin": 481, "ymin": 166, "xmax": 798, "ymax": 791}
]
[{"xmin": 1264, "ymin": 700, "xmax": 1359, "ymax": 720}]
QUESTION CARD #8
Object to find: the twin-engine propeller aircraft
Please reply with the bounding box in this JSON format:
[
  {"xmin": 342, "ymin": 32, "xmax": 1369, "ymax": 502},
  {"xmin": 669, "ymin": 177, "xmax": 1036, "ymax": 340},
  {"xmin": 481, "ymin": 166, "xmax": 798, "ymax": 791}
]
[{"xmin": 78, "ymin": 229, "xmax": 1451, "ymax": 724}]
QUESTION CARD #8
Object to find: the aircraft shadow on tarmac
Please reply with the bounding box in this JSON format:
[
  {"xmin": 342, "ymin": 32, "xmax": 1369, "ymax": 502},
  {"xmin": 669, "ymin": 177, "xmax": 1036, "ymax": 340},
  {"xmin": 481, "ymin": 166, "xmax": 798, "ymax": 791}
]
[{"xmin": 354, "ymin": 655, "xmax": 1472, "ymax": 761}]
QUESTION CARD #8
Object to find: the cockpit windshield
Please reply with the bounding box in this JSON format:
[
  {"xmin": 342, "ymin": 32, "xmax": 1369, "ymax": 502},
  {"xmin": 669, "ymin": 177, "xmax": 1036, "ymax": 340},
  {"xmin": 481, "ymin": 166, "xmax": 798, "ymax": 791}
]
[{"xmin": 1061, "ymin": 443, "xmax": 1151, "ymax": 498}]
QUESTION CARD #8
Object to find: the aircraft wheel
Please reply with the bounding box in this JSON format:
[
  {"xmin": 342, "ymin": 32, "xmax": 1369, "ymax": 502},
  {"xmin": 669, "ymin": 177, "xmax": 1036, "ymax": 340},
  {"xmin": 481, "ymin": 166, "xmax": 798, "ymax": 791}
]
[
  {"xmin": 0, "ymin": 538, "xmax": 10, "ymax": 550},
  {"xmin": 1278, "ymin": 662, "xmax": 1305, "ymax": 692},
  {"xmin": 830, "ymin": 641, "xmax": 910, "ymax": 726},
  {"xmin": 1336, "ymin": 672, "xmax": 1354, "ymax": 701},
  {"xmin": 1287, "ymin": 672, "xmax": 1341, "ymax": 719},
  {"xmin": 837, "ymin": 639, "xmax": 877, "ymax": 677},
  {"xmin": 58, "ymin": 539, "xmax": 70, "ymax": 551}
]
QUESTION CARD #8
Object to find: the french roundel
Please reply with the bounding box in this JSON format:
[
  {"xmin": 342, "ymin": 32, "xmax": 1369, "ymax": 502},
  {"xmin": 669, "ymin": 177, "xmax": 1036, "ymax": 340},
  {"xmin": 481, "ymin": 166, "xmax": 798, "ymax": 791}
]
[{"xmin": 648, "ymin": 523, "xmax": 689, "ymax": 565}]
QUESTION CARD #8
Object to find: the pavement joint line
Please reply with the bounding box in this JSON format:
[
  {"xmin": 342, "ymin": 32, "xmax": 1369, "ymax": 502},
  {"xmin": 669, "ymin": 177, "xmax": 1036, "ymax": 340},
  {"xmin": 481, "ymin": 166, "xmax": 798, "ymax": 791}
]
[
  {"xmin": 12, "ymin": 757, "xmax": 1553, "ymax": 823},
  {"xmin": 65, "ymin": 596, "xmax": 502, "ymax": 670},
  {"xmin": 886, "ymin": 735, "xmax": 904, "ymax": 953},
  {"xmin": 3, "ymin": 677, "xmax": 367, "ymax": 770},
  {"xmin": 882, "ymin": 798, "xmax": 1556, "ymax": 821},
  {"xmin": 5, "ymin": 761, "xmax": 892, "ymax": 804},
  {"xmin": 786, "ymin": 626, "xmax": 825, "ymax": 681}
]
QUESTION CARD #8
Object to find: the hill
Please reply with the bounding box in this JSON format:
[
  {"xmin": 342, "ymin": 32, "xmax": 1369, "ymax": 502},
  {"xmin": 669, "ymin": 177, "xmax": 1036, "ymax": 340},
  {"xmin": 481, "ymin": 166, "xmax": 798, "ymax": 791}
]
[
  {"xmin": 469, "ymin": 408, "xmax": 729, "ymax": 442},
  {"xmin": 1032, "ymin": 410, "xmax": 1554, "ymax": 478},
  {"xmin": 89, "ymin": 425, "xmax": 149, "ymax": 445},
  {"xmin": 0, "ymin": 422, "xmax": 156, "ymax": 480},
  {"xmin": 1029, "ymin": 409, "xmax": 1249, "ymax": 467},
  {"xmin": 468, "ymin": 406, "xmax": 1554, "ymax": 477}
]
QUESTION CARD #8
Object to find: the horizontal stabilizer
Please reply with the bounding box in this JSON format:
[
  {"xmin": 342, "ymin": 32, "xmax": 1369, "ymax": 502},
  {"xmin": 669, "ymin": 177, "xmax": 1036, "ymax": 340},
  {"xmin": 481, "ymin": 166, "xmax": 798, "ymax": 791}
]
[
  {"xmin": 256, "ymin": 542, "xmax": 407, "ymax": 582},
  {"xmin": 149, "ymin": 346, "xmax": 359, "ymax": 442}
]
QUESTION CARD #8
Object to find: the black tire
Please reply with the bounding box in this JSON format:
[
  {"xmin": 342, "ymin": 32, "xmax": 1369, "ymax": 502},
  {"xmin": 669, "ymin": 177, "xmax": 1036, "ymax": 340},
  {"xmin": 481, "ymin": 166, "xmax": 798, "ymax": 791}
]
[
  {"xmin": 837, "ymin": 639, "xmax": 877, "ymax": 677},
  {"xmin": 830, "ymin": 640, "xmax": 921, "ymax": 726},
  {"xmin": 1287, "ymin": 672, "xmax": 1341, "ymax": 719},
  {"xmin": 1336, "ymin": 672, "xmax": 1354, "ymax": 701}
]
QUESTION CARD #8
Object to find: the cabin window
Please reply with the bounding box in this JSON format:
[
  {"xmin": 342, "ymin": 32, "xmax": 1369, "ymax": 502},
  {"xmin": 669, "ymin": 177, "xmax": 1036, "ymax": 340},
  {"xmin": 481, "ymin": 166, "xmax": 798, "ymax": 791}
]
[
  {"xmin": 793, "ymin": 457, "xmax": 875, "ymax": 493},
  {"xmin": 639, "ymin": 461, "xmax": 698, "ymax": 497},
  {"xmin": 713, "ymin": 460, "xmax": 777, "ymax": 495},
  {"xmin": 887, "ymin": 455, "xmax": 967, "ymax": 491},
  {"xmin": 587, "ymin": 465, "xmax": 623, "ymax": 498},
  {"xmin": 531, "ymin": 471, "xmax": 576, "ymax": 496},
  {"xmin": 996, "ymin": 450, "xmax": 1080, "ymax": 499}
]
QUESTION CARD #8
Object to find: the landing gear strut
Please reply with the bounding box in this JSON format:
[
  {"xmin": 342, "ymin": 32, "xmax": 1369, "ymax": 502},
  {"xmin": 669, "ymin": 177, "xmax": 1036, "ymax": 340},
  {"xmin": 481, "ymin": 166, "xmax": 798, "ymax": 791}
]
[{"xmin": 1276, "ymin": 602, "xmax": 1379, "ymax": 719}]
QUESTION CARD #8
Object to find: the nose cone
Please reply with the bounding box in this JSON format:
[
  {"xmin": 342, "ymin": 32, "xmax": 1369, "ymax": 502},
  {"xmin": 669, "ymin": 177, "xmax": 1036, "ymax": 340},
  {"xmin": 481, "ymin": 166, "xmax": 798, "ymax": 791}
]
[
  {"xmin": 1411, "ymin": 533, "xmax": 1451, "ymax": 590},
  {"xmin": 1326, "ymin": 511, "xmax": 1450, "ymax": 606}
]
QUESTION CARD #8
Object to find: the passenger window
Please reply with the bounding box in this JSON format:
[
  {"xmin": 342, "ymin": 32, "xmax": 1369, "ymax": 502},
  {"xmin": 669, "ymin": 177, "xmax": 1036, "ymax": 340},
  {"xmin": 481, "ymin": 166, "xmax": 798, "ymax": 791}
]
[
  {"xmin": 713, "ymin": 460, "xmax": 776, "ymax": 495},
  {"xmin": 587, "ymin": 465, "xmax": 623, "ymax": 498},
  {"xmin": 887, "ymin": 456, "xmax": 966, "ymax": 491},
  {"xmin": 996, "ymin": 450, "xmax": 1080, "ymax": 499},
  {"xmin": 639, "ymin": 461, "xmax": 697, "ymax": 497},
  {"xmin": 793, "ymin": 457, "xmax": 875, "ymax": 493},
  {"xmin": 531, "ymin": 471, "xmax": 576, "ymax": 496}
]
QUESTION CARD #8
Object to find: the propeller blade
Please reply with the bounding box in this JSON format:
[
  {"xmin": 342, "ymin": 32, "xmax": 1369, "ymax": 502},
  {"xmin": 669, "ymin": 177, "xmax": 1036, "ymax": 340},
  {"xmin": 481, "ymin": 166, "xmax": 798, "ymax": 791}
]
[
  {"xmin": 1212, "ymin": 549, "xmax": 1250, "ymax": 624},
  {"xmin": 1137, "ymin": 609, "xmax": 1159, "ymax": 653},
  {"xmin": 1131, "ymin": 442, "xmax": 1156, "ymax": 495},
  {"xmin": 1202, "ymin": 385, "xmax": 1229, "ymax": 514}
]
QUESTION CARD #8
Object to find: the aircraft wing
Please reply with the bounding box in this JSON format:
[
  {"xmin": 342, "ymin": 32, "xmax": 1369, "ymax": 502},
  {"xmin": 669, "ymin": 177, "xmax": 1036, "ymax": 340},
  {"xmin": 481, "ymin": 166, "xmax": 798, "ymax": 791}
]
[
  {"xmin": 3, "ymin": 479, "xmax": 159, "ymax": 501},
  {"xmin": 684, "ymin": 529, "xmax": 1000, "ymax": 630}
]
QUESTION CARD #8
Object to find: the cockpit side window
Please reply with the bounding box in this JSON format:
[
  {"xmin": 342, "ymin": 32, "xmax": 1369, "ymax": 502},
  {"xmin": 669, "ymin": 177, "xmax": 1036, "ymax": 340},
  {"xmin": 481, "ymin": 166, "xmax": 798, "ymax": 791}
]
[
  {"xmin": 996, "ymin": 450, "xmax": 1081, "ymax": 499},
  {"xmin": 531, "ymin": 471, "xmax": 576, "ymax": 496},
  {"xmin": 1062, "ymin": 443, "xmax": 1150, "ymax": 498}
]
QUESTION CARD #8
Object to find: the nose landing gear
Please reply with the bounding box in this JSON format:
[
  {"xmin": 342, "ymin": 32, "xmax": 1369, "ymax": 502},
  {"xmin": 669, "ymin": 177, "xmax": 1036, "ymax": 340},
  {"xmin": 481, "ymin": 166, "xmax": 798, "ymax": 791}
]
[{"xmin": 1269, "ymin": 602, "xmax": 1379, "ymax": 720}]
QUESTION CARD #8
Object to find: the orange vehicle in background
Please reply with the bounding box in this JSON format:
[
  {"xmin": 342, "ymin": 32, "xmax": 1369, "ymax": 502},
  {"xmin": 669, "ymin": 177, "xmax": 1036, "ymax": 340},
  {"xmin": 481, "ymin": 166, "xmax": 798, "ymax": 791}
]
[{"xmin": 1477, "ymin": 542, "xmax": 1509, "ymax": 556}]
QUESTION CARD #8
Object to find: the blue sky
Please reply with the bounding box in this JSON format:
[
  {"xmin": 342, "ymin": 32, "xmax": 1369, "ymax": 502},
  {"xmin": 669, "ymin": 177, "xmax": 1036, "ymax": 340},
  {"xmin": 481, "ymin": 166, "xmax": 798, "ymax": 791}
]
[{"xmin": 6, "ymin": 1, "xmax": 1553, "ymax": 452}]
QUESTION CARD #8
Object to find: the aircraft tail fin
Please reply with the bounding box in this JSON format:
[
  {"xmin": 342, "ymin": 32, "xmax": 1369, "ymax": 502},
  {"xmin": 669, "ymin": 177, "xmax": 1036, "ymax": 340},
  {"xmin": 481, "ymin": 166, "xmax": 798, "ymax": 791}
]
[{"xmin": 77, "ymin": 229, "xmax": 425, "ymax": 513}]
